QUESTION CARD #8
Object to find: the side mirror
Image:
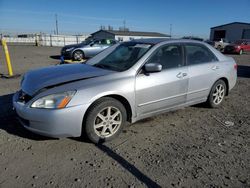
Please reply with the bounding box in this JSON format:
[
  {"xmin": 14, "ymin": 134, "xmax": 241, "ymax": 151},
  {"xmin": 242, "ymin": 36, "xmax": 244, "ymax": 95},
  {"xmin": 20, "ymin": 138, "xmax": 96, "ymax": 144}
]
[{"xmin": 144, "ymin": 63, "xmax": 162, "ymax": 73}]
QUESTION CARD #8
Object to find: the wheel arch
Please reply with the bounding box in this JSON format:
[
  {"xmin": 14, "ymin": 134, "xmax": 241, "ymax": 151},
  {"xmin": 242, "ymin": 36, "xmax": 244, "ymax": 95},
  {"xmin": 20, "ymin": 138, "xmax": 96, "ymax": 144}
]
[
  {"xmin": 72, "ymin": 48, "xmax": 85, "ymax": 58},
  {"xmin": 215, "ymin": 77, "xmax": 229, "ymax": 96},
  {"xmin": 82, "ymin": 94, "xmax": 133, "ymax": 127}
]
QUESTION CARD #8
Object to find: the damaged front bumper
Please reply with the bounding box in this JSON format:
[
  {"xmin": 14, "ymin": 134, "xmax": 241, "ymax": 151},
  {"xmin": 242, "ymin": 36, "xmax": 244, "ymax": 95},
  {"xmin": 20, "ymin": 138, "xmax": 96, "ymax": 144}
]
[{"xmin": 12, "ymin": 91, "xmax": 88, "ymax": 138}]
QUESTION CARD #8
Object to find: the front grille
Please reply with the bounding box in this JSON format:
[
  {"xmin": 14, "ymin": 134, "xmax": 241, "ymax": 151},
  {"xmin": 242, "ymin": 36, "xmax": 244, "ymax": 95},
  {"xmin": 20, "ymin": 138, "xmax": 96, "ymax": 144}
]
[{"xmin": 18, "ymin": 90, "xmax": 32, "ymax": 103}]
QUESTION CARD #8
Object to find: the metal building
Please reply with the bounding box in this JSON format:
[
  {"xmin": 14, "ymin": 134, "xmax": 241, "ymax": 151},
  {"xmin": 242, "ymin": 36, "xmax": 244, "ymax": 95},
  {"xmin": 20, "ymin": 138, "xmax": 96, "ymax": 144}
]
[
  {"xmin": 90, "ymin": 29, "xmax": 170, "ymax": 41},
  {"xmin": 210, "ymin": 22, "xmax": 250, "ymax": 42}
]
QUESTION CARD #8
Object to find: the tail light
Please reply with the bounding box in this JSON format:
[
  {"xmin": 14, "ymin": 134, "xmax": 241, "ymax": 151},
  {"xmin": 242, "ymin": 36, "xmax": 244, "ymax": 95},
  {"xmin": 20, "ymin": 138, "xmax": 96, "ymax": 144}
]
[{"xmin": 234, "ymin": 64, "xmax": 238, "ymax": 70}]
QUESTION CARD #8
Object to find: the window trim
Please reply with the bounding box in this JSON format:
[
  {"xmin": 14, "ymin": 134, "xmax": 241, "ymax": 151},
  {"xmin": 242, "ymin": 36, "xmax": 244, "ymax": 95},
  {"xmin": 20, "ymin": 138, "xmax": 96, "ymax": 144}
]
[{"xmin": 183, "ymin": 43, "xmax": 219, "ymax": 66}]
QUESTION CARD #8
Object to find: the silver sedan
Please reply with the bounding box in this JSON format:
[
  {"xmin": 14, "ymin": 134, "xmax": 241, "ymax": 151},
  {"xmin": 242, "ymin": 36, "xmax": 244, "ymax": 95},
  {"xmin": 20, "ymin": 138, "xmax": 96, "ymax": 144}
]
[{"xmin": 13, "ymin": 39, "xmax": 237, "ymax": 143}]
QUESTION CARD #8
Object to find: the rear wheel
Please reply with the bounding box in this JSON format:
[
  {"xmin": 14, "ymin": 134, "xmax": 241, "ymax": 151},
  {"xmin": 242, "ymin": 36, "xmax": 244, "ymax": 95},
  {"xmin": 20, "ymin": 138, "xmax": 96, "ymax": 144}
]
[
  {"xmin": 72, "ymin": 50, "xmax": 84, "ymax": 61},
  {"xmin": 217, "ymin": 45, "xmax": 222, "ymax": 51},
  {"xmin": 207, "ymin": 80, "xmax": 226, "ymax": 108},
  {"xmin": 84, "ymin": 97, "xmax": 127, "ymax": 143}
]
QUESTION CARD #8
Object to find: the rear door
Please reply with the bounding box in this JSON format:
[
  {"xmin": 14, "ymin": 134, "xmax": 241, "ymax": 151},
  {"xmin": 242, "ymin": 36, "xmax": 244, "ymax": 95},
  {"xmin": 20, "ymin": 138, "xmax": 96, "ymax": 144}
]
[
  {"xmin": 135, "ymin": 44, "xmax": 188, "ymax": 116},
  {"xmin": 185, "ymin": 43, "xmax": 220, "ymax": 103}
]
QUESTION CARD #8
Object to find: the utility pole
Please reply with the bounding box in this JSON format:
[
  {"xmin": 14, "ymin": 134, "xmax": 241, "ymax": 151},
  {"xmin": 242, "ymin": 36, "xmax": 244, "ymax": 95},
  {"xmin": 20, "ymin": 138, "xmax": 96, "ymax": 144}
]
[
  {"xmin": 123, "ymin": 20, "xmax": 126, "ymax": 30},
  {"xmin": 55, "ymin": 14, "xmax": 59, "ymax": 35},
  {"xmin": 170, "ymin": 24, "xmax": 172, "ymax": 38}
]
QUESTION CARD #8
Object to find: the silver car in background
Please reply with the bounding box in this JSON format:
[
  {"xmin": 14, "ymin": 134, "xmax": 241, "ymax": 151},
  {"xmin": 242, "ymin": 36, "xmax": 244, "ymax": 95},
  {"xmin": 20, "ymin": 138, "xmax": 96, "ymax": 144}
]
[
  {"xmin": 13, "ymin": 39, "xmax": 237, "ymax": 143},
  {"xmin": 61, "ymin": 38, "xmax": 118, "ymax": 60}
]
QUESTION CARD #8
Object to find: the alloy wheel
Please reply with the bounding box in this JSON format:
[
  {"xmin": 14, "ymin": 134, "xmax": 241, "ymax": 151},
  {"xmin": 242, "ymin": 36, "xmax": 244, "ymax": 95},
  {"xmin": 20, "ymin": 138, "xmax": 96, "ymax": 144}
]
[
  {"xmin": 212, "ymin": 84, "xmax": 225, "ymax": 105},
  {"xmin": 74, "ymin": 51, "xmax": 83, "ymax": 60},
  {"xmin": 94, "ymin": 106, "xmax": 122, "ymax": 138}
]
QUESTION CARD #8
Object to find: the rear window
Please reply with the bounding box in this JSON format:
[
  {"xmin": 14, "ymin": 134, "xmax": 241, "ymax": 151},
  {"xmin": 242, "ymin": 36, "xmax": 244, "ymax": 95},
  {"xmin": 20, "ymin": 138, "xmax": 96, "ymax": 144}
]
[{"xmin": 185, "ymin": 44, "xmax": 218, "ymax": 65}]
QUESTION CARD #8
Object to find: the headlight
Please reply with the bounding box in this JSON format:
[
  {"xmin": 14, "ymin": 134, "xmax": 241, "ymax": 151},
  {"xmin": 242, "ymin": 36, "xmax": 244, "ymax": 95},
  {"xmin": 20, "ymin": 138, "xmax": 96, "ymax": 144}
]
[
  {"xmin": 65, "ymin": 47, "xmax": 74, "ymax": 52},
  {"xmin": 31, "ymin": 91, "xmax": 76, "ymax": 109}
]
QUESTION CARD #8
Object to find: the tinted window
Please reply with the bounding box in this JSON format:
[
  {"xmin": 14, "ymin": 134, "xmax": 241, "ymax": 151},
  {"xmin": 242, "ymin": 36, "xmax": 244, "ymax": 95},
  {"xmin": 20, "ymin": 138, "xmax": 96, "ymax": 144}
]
[
  {"xmin": 100, "ymin": 39, "xmax": 108, "ymax": 45},
  {"xmin": 93, "ymin": 40, "xmax": 101, "ymax": 45},
  {"xmin": 147, "ymin": 44, "xmax": 183, "ymax": 69},
  {"xmin": 185, "ymin": 44, "xmax": 217, "ymax": 65},
  {"xmin": 100, "ymin": 39, "xmax": 116, "ymax": 45}
]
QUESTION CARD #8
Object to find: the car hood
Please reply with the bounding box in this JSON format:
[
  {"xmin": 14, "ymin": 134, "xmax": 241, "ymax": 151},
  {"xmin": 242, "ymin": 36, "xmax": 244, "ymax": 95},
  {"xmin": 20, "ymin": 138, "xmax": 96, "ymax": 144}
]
[{"xmin": 22, "ymin": 64, "xmax": 113, "ymax": 96}]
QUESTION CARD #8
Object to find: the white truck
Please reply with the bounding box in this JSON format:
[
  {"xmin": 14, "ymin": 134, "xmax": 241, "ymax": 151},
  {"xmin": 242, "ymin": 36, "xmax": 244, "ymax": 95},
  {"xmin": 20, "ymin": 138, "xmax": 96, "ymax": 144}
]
[{"xmin": 214, "ymin": 38, "xmax": 230, "ymax": 51}]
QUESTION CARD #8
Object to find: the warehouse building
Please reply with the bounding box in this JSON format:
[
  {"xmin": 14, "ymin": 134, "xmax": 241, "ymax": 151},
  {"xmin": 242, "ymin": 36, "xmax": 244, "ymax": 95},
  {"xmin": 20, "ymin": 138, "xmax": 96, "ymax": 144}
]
[
  {"xmin": 90, "ymin": 29, "xmax": 170, "ymax": 41},
  {"xmin": 210, "ymin": 22, "xmax": 250, "ymax": 42}
]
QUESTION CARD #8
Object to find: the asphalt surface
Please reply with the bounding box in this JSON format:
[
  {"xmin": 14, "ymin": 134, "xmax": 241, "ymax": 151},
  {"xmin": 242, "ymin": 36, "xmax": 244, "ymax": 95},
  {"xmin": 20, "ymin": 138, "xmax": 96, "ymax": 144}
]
[{"xmin": 0, "ymin": 45, "xmax": 249, "ymax": 188}]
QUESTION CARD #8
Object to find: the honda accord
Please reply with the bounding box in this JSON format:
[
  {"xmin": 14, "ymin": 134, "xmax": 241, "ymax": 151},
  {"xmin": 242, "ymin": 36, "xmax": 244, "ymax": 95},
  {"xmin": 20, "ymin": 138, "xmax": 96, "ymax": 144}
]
[{"xmin": 13, "ymin": 39, "xmax": 237, "ymax": 143}]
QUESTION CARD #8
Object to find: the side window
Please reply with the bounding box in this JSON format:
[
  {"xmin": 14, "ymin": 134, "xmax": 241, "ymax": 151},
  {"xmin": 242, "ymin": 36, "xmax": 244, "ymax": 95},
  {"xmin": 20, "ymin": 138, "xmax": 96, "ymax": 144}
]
[
  {"xmin": 147, "ymin": 44, "xmax": 183, "ymax": 70},
  {"xmin": 93, "ymin": 40, "xmax": 101, "ymax": 45},
  {"xmin": 100, "ymin": 39, "xmax": 108, "ymax": 45},
  {"xmin": 185, "ymin": 44, "xmax": 218, "ymax": 65}
]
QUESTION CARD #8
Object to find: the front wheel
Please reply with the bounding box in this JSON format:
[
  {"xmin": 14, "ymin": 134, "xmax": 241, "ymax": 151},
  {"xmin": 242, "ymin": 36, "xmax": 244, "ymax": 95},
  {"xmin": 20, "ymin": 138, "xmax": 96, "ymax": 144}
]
[
  {"xmin": 84, "ymin": 97, "xmax": 127, "ymax": 143},
  {"xmin": 207, "ymin": 80, "xmax": 227, "ymax": 108},
  {"xmin": 72, "ymin": 50, "xmax": 84, "ymax": 61}
]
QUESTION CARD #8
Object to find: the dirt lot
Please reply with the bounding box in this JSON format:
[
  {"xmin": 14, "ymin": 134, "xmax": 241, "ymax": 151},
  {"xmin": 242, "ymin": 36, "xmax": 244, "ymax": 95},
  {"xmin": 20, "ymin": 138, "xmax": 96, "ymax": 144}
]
[{"xmin": 0, "ymin": 45, "xmax": 249, "ymax": 188}]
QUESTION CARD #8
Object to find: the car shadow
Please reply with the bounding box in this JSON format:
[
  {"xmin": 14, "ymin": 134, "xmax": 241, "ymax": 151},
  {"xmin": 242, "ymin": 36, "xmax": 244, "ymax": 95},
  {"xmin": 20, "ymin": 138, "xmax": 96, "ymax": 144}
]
[
  {"xmin": 237, "ymin": 65, "xmax": 250, "ymax": 78},
  {"xmin": 96, "ymin": 142, "xmax": 161, "ymax": 188},
  {"xmin": 50, "ymin": 55, "xmax": 61, "ymax": 60},
  {"xmin": 0, "ymin": 93, "xmax": 54, "ymax": 141}
]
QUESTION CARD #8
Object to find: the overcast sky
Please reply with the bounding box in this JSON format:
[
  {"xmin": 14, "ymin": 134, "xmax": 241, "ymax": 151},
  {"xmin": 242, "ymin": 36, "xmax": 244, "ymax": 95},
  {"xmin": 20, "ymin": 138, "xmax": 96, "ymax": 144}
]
[{"xmin": 0, "ymin": 0, "xmax": 250, "ymax": 38}]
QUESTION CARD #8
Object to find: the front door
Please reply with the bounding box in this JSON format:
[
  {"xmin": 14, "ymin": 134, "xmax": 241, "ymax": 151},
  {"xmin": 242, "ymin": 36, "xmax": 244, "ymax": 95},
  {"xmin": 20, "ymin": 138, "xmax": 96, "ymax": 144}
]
[{"xmin": 135, "ymin": 44, "xmax": 188, "ymax": 116}]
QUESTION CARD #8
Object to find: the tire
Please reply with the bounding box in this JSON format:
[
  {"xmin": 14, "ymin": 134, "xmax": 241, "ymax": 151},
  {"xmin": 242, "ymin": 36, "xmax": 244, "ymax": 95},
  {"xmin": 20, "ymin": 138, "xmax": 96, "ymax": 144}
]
[
  {"xmin": 207, "ymin": 80, "xmax": 227, "ymax": 108},
  {"xmin": 239, "ymin": 49, "xmax": 243, "ymax": 55},
  {"xmin": 72, "ymin": 50, "xmax": 84, "ymax": 61},
  {"xmin": 217, "ymin": 45, "xmax": 222, "ymax": 51},
  {"xmin": 84, "ymin": 97, "xmax": 127, "ymax": 144}
]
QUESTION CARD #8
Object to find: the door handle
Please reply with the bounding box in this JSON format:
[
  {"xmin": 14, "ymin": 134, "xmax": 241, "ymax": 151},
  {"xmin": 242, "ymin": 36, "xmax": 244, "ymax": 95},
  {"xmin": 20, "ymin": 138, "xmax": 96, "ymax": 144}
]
[
  {"xmin": 176, "ymin": 72, "xmax": 187, "ymax": 78},
  {"xmin": 182, "ymin": 73, "xmax": 188, "ymax": 77},
  {"xmin": 176, "ymin": 72, "xmax": 183, "ymax": 78},
  {"xmin": 212, "ymin": 65, "xmax": 219, "ymax": 70}
]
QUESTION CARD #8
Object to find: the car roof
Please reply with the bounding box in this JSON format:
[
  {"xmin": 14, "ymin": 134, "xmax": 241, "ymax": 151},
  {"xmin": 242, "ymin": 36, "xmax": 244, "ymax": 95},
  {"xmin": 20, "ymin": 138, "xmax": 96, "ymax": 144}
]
[
  {"xmin": 127, "ymin": 38, "xmax": 206, "ymax": 45},
  {"xmin": 131, "ymin": 38, "xmax": 171, "ymax": 45}
]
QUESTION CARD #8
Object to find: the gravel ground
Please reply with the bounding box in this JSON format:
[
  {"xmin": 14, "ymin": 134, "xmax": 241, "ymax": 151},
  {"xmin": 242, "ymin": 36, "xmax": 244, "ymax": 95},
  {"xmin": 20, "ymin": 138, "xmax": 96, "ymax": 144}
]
[{"xmin": 0, "ymin": 45, "xmax": 249, "ymax": 188}]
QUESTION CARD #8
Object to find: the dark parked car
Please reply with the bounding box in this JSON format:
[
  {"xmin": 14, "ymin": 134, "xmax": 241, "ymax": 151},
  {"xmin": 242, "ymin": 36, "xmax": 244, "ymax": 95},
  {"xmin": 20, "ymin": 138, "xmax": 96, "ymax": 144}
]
[
  {"xmin": 61, "ymin": 38, "xmax": 118, "ymax": 60},
  {"xmin": 205, "ymin": 40, "xmax": 215, "ymax": 47},
  {"xmin": 224, "ymin": 39, "xmax": 250, "ymax": 55}
]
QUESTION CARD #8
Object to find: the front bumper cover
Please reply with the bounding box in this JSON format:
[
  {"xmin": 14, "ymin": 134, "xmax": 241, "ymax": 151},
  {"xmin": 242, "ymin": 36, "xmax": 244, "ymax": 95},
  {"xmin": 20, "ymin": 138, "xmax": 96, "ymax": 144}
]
[{"xmin": 13, "ymin": 91, "xmax": 89, "ymax": 138}]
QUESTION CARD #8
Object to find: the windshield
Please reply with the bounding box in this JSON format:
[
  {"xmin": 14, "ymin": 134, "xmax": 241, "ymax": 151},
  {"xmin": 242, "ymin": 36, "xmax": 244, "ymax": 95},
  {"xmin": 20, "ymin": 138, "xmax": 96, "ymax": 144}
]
[
  {"xmin": 81, "ymin": 39, "xmax": 94, "ymax": 45},
  {"xmin": 87, "ymin": 42, "xmax": 152, "ymax": 72}
]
